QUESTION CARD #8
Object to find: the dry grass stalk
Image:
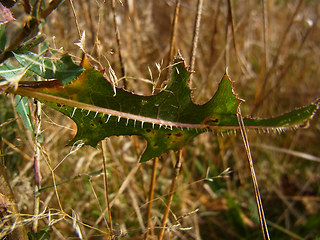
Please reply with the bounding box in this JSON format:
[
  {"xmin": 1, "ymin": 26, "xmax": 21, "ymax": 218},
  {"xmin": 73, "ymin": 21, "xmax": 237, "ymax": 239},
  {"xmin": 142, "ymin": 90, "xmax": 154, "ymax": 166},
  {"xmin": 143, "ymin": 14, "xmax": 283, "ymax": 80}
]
[{"xmin": 237, "ymin": 109, "xmax": 270, "ymax": 240}]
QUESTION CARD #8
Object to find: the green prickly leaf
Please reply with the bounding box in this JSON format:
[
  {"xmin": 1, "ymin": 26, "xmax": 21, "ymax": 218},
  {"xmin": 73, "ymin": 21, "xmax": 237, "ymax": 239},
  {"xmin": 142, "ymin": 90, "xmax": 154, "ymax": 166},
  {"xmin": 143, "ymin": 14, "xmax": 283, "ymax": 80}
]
[{"xmin": 1, "ymin": 55, "xmax": 318, "ymax": 162}]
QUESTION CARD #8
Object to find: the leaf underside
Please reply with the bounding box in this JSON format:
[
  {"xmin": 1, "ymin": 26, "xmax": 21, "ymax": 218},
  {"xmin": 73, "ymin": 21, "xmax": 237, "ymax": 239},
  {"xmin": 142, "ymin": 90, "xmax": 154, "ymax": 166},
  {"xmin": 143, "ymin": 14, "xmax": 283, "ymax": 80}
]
[{"xmin": 1, "ymin": 54, "xmax": 318, "ymax": 161}]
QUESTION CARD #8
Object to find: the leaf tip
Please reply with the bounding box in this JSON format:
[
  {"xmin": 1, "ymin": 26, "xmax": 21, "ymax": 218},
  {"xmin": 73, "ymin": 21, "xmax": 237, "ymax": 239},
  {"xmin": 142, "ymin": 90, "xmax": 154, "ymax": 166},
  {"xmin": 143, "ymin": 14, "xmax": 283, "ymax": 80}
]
[{"xmin": 80, "ymin": 54, "xmax": 91, "ymax": 70}]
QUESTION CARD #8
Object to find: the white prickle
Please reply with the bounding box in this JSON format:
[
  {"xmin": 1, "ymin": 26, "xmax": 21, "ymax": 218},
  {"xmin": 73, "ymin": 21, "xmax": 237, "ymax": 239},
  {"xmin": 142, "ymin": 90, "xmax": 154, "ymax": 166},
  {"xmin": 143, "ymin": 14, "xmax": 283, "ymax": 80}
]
[
  {"xmin": 94, "ymin": 111, "xmax": 99, "ymax": 118},
  {"xmin": 141, "ymin": 121, "xmax": 144, "ymax": 128},
  {"xmin": 126, "ymin": 118, "xmax": 129, "ymax": 126},
  {"xmin": 71, "ymin": 107, "xmax": 77, "ymax": 118},
  {"xmin": 86, "ymin": 110, "xmax": 91, "ymax": 116},
  {"xmin": 105, "ymin": 114, "xmax": 111, "ymax": 123},
  {"xmin": 118, "ymin": 116, "xmax": 121, "ymax": 122}
]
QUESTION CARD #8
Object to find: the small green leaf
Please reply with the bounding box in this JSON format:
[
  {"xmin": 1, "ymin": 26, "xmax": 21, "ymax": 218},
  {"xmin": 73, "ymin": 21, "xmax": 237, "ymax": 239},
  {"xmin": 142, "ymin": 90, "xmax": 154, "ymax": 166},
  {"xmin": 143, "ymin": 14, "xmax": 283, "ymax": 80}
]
[
  {"xmin": 15, "ymin": 95, "xmax": 33, "ymax": 131},
  {"xmin": 13, "ymin": 51, "xmax": 83, "ymax": 85}
]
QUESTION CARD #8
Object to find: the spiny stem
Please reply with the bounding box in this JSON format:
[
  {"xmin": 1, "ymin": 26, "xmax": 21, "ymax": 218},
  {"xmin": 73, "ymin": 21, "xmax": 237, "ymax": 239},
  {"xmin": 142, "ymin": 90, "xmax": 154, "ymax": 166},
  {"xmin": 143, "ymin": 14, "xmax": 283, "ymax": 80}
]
[
  {"xmin": 158, "ymin": 150, "xmax": 183, "ymax": 240},
  {"xmin": 144, "ymin": 157, "xmax": 159, "ymax": 240},
  {"xmin": 237, "ymin": 109, "xmax": 270, "ymax": 240}
]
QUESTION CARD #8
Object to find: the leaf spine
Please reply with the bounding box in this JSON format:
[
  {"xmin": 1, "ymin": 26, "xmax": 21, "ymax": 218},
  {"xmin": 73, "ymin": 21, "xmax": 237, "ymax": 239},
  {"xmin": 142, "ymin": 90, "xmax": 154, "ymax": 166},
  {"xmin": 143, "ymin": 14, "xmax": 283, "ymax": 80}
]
[
  {"xmin": 118, "ymin": 116, "xmax": 121, "ymax": 122},
  {"xmin": 94, "ymin": 111, "xmax": 99, "ymax": 118},
  {"xmin": 141, "ymin": 121, "xmax": 144, "ymax": 128},
  {"xmin": 86, "ymin": 110, "xmax": 91, "ymax": 116},
  {"xmin": 126, "ymin": 118, "xmax": 129, "ymax": 126},
  {"xmin": 105, "ymin": 114, "xmax": 111, "ymax": 123},
  {"xmin": 71, "ymin": 107, "xmax": 77, "ymax": 118}
]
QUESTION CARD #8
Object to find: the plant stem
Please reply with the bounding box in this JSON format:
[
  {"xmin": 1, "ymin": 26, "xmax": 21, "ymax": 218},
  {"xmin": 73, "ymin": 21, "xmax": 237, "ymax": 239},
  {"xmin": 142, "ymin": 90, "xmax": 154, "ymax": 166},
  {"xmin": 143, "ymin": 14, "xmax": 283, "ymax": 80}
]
[
  {"xmin": 68, "ymin": 0, "xmax": 81, "ymax": 38},
  {"xmin": 160, "ymin": 0, "xmax": 180, "ymax": 90},
  {"xmin": 32, "ymin": 100, "xmax": 42, "ymax": 233},
  {"xmin": 111, "ymin": 0, "xmax": 127, "ymax": 88},
  {"xmin": 168, "ymin": 0, "xmax": 181, "ymax": 64},
  {"xmin": 189, "ymin": 0, "xmax": 204, "ymax": 85}
]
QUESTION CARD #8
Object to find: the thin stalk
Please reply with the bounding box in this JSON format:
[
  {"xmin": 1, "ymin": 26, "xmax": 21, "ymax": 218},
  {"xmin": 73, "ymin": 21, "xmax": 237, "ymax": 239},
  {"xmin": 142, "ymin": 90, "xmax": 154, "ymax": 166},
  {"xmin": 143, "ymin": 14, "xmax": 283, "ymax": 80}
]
[
  {"xmin": 158, "ymin": 150, "xmax": 183, "ymax": 240},
  {"xmin": 254, "ymin": 0, "xmax": 269, "ymax": 106},
  {"xmin": 262, "ymin": 0, "xmax": 269, "ymax": 69},
  {"xmin": 161, "ymin": 0, "xmax": 180, "ymax": 90},
  {"xmin": 144, "ymin": 157, "xmax": 159, "ymax": 240},
  {"xmin": 168, "ymin": 0, "xmax": 181, "ymax": 65},
  {"xmin": 226, "ymin": 0, "xmax": 242, "ymax": 71},
  {"xmin": 40, "ymin": 0, "xmax": 64, "ymax": 19},
  {"xmin": 68, "ymin": 0, "xmax": 81, "ymax": 38},
  {"xmin": 101, "ymin": 140, "xmax": 114, "ymax": 236},
  {"xmin": 32, "ymin": 100, "xmax": 42, "ymax": 233},
  {"xmin": 111, "ymin": 0, "xmax": 127, "ymax": 88},
  {"xmin": 189, "ymin": 0, "xmax": 204, "ymax": 86},
  {"xmin": 236, "ymin": 109, "xmax": 270, "ymax": 240}
]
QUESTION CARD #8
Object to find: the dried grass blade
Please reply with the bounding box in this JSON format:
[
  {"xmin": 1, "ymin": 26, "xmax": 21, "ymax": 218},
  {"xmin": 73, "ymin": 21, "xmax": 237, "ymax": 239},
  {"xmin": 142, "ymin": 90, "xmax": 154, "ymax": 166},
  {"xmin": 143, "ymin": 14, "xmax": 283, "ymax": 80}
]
[
  {"xmin": 189, "ymin": 0, "xmax": 204, "ymax": 85},
  {"xmin": 236, "ymin": 109, "xmax": 270, "ymax": 240},
  {"xmin": 111, "ymin": 0, "xmax": 127, "ymax": 88}
]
